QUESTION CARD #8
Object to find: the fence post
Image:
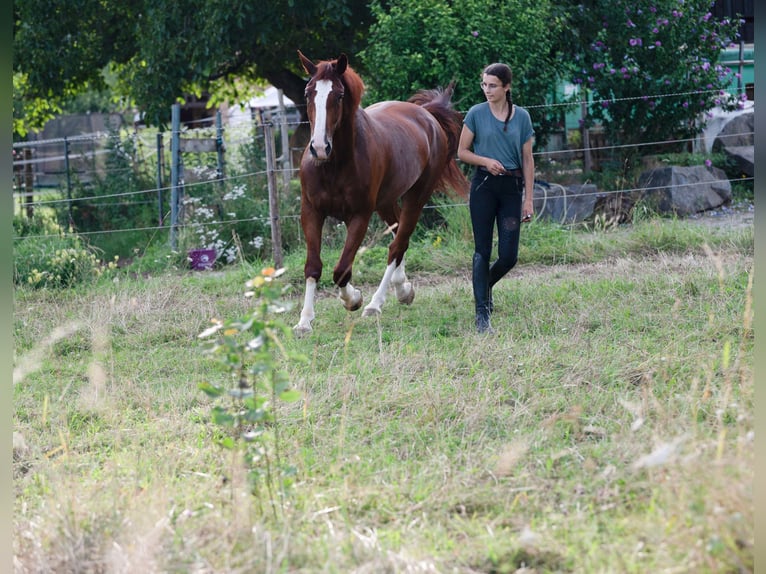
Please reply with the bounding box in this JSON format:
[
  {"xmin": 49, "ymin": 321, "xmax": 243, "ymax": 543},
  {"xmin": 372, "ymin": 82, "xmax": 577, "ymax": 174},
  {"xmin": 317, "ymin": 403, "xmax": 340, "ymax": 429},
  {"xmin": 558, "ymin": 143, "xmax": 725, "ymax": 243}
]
[
  {"xmin": 64, "ymin": 136, "xmax": 73, "ymax": 225},
  {"xmin": 156, "ymin": 132, "xmax": 164, "ymax": 226},
  {"xmin": 277, "ymin": 89, "xmax": 292, "ymax": 189},
  {"xmin": 581, "ymin": 96, "xmax": 592, "ymax": 174},
  {"xmin": 170, "ymin": 103, "xmax": 181, "ymax": 250},
  {"xmin": 24, "ymin": 148, "xmax": 34, "ymax": 219},
  {"xmin": 260, "ymin": 112, "xmax": 284, "ymax": 268},
  {"xmin": 215, "ymin": 110, "xmax": 225, "ymax": 184}
]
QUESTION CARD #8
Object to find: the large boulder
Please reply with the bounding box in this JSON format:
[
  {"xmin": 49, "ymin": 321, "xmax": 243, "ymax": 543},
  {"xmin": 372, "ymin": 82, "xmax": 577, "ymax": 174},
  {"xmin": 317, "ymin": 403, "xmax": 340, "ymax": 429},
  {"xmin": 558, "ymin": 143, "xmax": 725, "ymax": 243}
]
[
  {"xmin": 712, "ymin": 111, "xmax": 754, "ymax": 177},
  {"xmin": 533, "ymin": 181, "xmax": 603, "ymax": 223},
  {"xmin": 637, "ymin": 165, "xmax": 731, "ymax": 215}
]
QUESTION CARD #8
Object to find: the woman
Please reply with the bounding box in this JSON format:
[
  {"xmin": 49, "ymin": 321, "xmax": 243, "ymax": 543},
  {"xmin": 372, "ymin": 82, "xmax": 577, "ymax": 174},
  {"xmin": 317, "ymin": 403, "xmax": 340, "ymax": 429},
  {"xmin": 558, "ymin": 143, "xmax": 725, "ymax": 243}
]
[{"xmin": 457, "ymin": 62, "xmax": 535, "ymax": 333}]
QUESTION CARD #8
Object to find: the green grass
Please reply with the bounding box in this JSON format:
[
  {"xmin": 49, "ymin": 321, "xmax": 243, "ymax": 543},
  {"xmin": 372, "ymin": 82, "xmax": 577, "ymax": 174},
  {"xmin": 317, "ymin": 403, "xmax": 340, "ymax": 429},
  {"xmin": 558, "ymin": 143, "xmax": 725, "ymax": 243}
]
[{"xmin": 13, "ymin": 215, "xmax": 753, "ymax": 573}]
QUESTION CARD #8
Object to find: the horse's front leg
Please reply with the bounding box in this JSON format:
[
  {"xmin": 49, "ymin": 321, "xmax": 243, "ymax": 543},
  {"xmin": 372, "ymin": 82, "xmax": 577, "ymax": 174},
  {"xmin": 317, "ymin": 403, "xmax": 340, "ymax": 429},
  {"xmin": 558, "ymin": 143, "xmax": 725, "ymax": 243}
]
[
  {"xmin": 294, "ymin": 211, "xmax": 325, "ymax": 337},
  {"xmin": 333, "ymin": 216, "xmax": 370, "ymax": 312}
]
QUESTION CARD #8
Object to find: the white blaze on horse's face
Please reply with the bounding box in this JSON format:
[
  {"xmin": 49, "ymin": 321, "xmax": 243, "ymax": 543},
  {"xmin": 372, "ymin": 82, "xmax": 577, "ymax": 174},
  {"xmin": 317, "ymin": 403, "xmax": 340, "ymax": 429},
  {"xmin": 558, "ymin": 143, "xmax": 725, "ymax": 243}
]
[{"xmin": 309, "ymin": 80, "xmax": 335, "ymax": 161}]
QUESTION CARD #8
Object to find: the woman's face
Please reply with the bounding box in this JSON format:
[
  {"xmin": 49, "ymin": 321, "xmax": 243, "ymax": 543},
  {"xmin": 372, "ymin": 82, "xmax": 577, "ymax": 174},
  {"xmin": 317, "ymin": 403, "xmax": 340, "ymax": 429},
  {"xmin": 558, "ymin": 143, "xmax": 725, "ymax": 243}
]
[{"xmin": 481, "ymin": 73, "xmax": 508, "ymax": 104}]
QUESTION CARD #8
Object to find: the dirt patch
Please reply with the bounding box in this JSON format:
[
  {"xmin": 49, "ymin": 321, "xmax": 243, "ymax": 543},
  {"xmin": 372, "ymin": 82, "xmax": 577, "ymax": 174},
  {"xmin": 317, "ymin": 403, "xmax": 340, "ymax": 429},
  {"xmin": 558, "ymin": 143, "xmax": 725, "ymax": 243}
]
[{"xmin": 685, "ymin": 200, "xmax": 754, "ymax": 230}]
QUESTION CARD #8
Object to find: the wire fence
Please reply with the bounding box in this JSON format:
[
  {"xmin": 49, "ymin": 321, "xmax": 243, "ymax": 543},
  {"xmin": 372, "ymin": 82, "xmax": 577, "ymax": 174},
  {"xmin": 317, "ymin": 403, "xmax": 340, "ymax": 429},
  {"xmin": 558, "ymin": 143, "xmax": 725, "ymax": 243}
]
[{"xmin": 12, "ymin": 88, "xmax": 754, "ymax": 264}]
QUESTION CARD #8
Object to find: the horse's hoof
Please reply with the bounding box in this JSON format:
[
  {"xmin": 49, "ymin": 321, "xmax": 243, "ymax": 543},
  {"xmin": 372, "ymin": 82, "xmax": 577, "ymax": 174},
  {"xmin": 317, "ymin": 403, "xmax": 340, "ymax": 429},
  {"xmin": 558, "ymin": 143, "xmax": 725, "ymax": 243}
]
[
  {"xmin": 342, "ymin": 290, "xmax": 363, "ymax": 312},
  {"xmin": 398, "ymin": 283, "xmax": 415, "ymax": 305},
  {"xmin": 293, "ymin": 324, "xmax": 313, "ymax": 338},
  {"xmin": 362, "ymin": 306, "xmax": 381, "ymax": 318}
]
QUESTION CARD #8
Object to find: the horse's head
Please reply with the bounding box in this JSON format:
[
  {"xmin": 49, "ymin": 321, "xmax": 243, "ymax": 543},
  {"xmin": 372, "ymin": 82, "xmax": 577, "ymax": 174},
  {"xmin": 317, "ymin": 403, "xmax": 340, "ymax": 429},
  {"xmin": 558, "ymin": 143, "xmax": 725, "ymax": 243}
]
[{"xmin": 299, "ymin": 51, "xmax": 361, "ymax": 162}]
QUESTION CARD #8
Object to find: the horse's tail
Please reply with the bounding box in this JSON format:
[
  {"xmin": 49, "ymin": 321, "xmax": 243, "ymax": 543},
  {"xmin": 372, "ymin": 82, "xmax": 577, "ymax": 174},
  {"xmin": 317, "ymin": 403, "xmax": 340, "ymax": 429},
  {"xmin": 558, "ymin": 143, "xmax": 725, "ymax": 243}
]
[{"xmin": 409, "ymin": 83, "xmax": 470, "ymax": 198}]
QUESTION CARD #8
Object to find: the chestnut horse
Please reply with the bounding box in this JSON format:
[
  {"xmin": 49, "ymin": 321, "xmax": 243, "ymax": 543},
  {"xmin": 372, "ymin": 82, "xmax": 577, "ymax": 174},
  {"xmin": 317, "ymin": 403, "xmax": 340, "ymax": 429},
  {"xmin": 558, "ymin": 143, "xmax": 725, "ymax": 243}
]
[{"xmin": 293, "ymin": 51, "xmax": 468, "ymax": 336}]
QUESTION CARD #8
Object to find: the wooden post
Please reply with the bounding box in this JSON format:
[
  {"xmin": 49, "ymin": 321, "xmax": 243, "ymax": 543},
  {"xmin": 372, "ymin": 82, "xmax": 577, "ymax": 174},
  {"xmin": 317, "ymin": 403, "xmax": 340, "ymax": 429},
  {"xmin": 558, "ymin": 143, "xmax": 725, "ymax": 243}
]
[
  {"xmin": 277, "ymin": 89, "xmax": 292, "ymax": 189},
  {"xmin": 215, "ymin": 110, "xmax": 225, "ymax": 183},
  {"xmin": 581, "ymin": 95, "xmax": 592, "ymax": 174},
  {"xmin": 64, "ymin": 137, "xmax": 73, "ymax": 226},
  {"xmin": 156, "ymin": 132, "xmax": 164, "ymax": 226},
  {"xmin": 170, "ymin": 103, "xmax": 181, "ymax": 250},
  {"xmin": 260, "ymin": 112, "xmax": 283, "ymax": 268},
  {"xmin": 24, "ymin": 148, "xmax": 34, "ymax": 219}
]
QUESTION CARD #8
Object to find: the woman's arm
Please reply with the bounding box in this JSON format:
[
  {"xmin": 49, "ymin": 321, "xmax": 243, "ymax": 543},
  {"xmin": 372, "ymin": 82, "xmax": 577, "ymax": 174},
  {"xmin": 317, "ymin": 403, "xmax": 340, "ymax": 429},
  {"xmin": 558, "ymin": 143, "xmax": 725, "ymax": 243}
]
[
  {"xmin": 522, "ymin": 137, "xmax": 535, "ymax": 219},
  {"xmin": 457, "ymin": 125, "xmax": 505, "ymax": 175}
]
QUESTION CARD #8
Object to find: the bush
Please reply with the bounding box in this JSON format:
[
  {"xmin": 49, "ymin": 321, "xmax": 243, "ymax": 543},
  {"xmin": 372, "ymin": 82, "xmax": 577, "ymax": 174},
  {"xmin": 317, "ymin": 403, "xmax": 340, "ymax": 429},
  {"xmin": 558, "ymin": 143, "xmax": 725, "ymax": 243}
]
[{"xmin": 13, "ymin": 213, "xmax": 110, "ymax": 288}]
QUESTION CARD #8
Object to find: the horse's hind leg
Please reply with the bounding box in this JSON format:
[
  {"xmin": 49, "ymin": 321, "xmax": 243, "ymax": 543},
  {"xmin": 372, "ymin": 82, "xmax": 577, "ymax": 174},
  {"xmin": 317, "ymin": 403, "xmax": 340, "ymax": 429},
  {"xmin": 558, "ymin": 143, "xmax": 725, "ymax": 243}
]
[
  {"xmin": 392, "ymin": 258, "xmax": 414, "ymax": 304},
  {"xmin": 362, "ymin": 257, "xmax": 414, "ymax": 317}
]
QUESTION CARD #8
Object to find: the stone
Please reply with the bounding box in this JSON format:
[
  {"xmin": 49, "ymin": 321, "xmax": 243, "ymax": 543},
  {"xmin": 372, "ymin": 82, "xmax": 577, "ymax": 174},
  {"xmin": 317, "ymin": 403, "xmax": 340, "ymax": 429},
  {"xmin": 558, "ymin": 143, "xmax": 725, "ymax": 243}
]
[{"xmin": 637, "ymin": 165, "xmax": 732, "ymax": 215}]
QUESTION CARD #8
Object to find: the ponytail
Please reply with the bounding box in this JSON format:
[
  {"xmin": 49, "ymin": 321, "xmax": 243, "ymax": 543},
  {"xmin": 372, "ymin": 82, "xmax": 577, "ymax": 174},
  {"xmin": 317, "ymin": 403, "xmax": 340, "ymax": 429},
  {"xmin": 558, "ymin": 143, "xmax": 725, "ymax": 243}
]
[{"xmin": 503, "ymin": 91, "xmax": 513, "ymax": 132}]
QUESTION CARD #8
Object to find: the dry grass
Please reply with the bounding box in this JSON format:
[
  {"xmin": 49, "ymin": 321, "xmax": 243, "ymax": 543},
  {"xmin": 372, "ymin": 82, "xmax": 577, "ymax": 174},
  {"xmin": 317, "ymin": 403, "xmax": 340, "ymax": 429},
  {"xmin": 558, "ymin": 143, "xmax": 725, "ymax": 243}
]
[{"xmin": 13, "ymin": 227, "xmax": 753, "ymax": 573}]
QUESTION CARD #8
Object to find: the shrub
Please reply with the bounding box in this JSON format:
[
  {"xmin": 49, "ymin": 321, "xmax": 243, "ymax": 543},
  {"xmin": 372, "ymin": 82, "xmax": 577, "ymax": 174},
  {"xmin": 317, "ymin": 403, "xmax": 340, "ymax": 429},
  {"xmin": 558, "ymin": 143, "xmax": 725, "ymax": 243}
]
[{"xmin": 13, "ymin": 213, "xmax": 110, "ymax": 288}]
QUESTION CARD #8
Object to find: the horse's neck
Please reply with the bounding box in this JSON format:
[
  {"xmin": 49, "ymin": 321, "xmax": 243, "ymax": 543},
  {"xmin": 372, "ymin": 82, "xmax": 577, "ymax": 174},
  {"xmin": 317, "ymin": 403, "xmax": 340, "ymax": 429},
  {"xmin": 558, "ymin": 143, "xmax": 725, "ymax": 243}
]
[{"xmin": 335, "ymin": 106, "xmax": 366, "ymax": 155}]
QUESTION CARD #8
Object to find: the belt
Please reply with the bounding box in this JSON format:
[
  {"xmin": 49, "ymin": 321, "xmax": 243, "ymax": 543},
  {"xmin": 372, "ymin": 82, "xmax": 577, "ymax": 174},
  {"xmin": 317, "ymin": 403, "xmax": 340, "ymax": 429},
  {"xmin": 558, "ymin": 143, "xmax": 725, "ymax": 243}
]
[{"xmin": 477, "ymin": 167, "xmax": 523, "ymax": 177}]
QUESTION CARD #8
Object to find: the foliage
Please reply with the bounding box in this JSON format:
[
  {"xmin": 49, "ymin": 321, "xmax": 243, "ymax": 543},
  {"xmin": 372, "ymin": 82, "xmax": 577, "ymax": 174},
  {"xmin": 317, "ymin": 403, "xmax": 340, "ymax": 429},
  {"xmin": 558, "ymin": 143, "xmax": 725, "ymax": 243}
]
[
  {"xmin": 359, "ymin": 0, "xmax": 567, "ymax": 146},
  {"xmin": 68, "ymin": 129, "xmax": 159, "ymax": 260},
  {"xmin": 197, "ymin": 267, "xmax": 305, "ymax": 517},
  {"xmin": 13, "ymin": 212, "xmax": 115, "ymax": 288},
  {"xmin": 558, "ymin": 0, "xmax": 745, "ymax": 161},
  {"xmin": 13, "ymin": 0, "xmax": 373, "ymax": 131}
]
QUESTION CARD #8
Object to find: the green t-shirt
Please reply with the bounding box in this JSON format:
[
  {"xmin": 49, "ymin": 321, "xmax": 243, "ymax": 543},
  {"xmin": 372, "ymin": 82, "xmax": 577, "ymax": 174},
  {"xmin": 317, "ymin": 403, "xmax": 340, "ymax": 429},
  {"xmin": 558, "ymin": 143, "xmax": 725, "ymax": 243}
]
[{"xmin": 463, "ymin": 102, "xmax": 534, "ymax": 171}]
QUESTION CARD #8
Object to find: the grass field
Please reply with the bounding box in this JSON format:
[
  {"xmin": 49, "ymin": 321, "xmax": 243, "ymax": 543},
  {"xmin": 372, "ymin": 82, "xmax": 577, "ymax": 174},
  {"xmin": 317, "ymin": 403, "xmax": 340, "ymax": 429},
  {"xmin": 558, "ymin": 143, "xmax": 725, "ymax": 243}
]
[{"xmin": 13, "ymin": 213, "xmax": 753, "ymax": 573}]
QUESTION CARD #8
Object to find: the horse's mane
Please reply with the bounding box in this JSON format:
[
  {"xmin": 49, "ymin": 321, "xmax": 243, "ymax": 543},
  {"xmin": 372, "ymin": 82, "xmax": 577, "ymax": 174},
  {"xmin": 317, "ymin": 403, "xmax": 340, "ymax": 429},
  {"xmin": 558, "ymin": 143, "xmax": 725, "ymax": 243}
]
[{"xmin": 313, "ymin": 58, "xmax": 365, "ymax": 113}]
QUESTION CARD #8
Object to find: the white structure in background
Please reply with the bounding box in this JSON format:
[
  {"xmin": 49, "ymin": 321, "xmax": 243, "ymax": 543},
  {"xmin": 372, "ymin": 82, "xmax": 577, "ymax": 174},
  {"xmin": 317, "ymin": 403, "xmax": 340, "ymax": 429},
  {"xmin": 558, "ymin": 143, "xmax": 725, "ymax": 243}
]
[{"xmin": 227, "ymin": 86, "xmax": 299, "ymax": 128}]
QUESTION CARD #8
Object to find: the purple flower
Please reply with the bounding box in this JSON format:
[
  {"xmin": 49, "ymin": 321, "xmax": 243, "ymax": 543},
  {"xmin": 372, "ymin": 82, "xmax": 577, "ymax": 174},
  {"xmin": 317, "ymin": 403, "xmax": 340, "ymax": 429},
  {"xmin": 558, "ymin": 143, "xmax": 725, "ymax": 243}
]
[
  {"xmin": 705, "ymin": 159, "xmax": 712, "ymax": 167},
  {"xmin": 682, "ymin": 101, "xmax": 689, "ymax": 108},
  {"xmin": 601, "ymin": 101, "xmax": 610, "ymax": 108},
  {"xmin": 703, "ymin": 12, "xmax": 712, "ymax": 21},
  {"xmin": 652, "ymin": 27, "xmax": 659, "ymax": 33},
  {"xmin": 471, "ymin": 30, "xmax": 479, "ymax": 37},
  {"xmin": 629, "ymin": 38, "xmax": 643, "ymax": 46},
  {"xmin": 626, "ymin": 19, "xmax": 636, "ymax": 27},
  {"xmin": 649, "ymin": 6, "xmax": 657, "ymax": 12},
  {"xmin": 620, "ymin": 67, "xmax": 628, "ymax": 74},
  {"xmin": 655, "ymin": 41, "xmax": 662, "ymax": 47}
]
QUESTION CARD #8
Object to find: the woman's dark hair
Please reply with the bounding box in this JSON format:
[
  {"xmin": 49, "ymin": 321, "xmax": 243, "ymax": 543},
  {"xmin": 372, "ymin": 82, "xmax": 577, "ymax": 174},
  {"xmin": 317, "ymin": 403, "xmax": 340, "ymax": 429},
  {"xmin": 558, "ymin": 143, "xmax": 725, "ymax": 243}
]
[{"xmin": 483, "ymin": 62, "xmax": 513, "ymax": 131}]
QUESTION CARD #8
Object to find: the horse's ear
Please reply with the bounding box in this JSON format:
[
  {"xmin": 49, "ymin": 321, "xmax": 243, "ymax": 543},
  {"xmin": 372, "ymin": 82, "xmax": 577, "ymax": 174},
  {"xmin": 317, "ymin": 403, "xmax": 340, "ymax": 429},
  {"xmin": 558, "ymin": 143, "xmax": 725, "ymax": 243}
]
[
  {"xmin": 298, "ymin": 50, "xmax": 317, "ymax": 76},
  {"xmin": 335, "ymin": 53, "xmax": 348, "ymax": 75}
]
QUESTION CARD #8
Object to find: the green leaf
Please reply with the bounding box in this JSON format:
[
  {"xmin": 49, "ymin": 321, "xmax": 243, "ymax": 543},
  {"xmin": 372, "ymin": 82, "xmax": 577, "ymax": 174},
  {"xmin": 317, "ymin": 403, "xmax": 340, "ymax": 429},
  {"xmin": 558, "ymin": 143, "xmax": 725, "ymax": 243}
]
[
  {"xmin": 218, "ymin": 436, "xmax": 236, "ymax": 450},
  {"xmin": 212, "ymin": 406, "xmax": 236, "ymax": 427},
  {"xmin": 278, "ymin": 389, "xmax": 302, "ymax": 403},
  {"xmin": 198, "ymin": 381, "xmax": 224, "ymax": 398}
]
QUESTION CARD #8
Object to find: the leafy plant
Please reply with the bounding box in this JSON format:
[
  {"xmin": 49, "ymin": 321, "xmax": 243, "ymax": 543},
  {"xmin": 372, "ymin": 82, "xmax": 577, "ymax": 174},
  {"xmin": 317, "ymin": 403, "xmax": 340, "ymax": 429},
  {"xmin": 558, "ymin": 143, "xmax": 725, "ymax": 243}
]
[
  {"xmin": 197, "ymin": 267, "xmax": 306, "ymax": 518},
  {"xmin": 13, "ymin": 212, "xmax": 115, "ymax": 288}
]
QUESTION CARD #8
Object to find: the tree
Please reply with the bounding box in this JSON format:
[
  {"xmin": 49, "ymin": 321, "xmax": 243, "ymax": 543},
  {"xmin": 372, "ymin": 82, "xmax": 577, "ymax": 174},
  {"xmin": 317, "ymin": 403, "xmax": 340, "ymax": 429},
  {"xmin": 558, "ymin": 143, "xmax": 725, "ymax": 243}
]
[
  {"xmin": 13, "ymin": 0, "xmax": 374, "ymax": 132},
  {"xmin": 558, "ymin": 0, "xmax": 744, "ymax": 164},
  {"xmin": 358, "ymin": 0, "xmax": 568, "ymax": 147}
]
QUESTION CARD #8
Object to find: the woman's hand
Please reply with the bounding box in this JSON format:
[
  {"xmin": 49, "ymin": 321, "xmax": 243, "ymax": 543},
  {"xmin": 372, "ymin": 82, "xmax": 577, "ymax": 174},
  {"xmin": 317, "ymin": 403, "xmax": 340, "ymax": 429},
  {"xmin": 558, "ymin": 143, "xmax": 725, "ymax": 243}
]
[{"xmin": 485, "ymin": 159, "xmax": 506, "ymax": 176}]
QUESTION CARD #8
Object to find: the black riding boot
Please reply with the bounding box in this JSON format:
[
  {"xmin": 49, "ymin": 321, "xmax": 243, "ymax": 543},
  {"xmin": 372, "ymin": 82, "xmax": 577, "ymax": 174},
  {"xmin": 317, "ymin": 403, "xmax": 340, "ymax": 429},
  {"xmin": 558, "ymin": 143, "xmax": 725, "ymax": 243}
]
[{"xmin": 472, "ymin": 253, "xmax": 493, "ymax": 333}]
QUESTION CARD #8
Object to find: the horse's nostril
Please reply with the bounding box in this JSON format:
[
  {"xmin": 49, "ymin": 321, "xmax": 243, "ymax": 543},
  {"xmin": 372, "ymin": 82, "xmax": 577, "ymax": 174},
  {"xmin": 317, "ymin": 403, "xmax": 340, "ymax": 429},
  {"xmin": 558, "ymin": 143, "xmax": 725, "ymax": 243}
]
[
  {"xmin": 309, "ymin": 143, "xmax": 318, "ymax": 158},
  {"xmin": 325, "ymin": 143, "xmax": 332, "ymax": 156}
]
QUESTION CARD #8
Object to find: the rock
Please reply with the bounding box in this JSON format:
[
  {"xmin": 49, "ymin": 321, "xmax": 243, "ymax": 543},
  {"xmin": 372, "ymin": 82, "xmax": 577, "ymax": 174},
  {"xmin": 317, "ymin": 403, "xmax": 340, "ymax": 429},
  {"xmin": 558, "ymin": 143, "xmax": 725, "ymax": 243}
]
[
  {"xmin": 534, "ymin": 181, "xmax": 603, "ymax": 223},
  {"xmin": 713, "ymin": 112, "xmax": 754, "ymax": 177},
  {"xmin": 637, "ymin": 165, "xmax": 731, "ymax": 215}
]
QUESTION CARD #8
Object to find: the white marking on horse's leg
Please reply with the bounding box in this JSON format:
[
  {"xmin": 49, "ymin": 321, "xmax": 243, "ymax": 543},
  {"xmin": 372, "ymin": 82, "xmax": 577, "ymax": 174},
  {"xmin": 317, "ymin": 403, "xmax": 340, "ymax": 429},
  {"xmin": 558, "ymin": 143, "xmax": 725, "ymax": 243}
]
[
  {"xmin": 391, "ymin": 257, "xmax": 414, "ymax": 305},
  {"xmin": 310, "ymin": 80, "xmax": 332, "ymax": 160},
  {"xmin": 293, "ymin": 277, "xmax": 317, "ymax": 337},
  {"xmin": 362, "ymin": 261, "xmax": 397, "ymax": 317},
  {"xmin": 338, "ymin": 282, "xmax": 362, "ymax": 312}
]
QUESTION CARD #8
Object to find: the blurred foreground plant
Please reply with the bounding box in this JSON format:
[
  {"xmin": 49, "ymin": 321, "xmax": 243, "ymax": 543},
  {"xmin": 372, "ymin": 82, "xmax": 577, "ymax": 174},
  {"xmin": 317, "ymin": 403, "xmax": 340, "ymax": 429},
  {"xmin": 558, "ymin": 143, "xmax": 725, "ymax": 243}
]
[{"xmin": 198, "ymin": 267, "xmax": 306, "ymax": 519}]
